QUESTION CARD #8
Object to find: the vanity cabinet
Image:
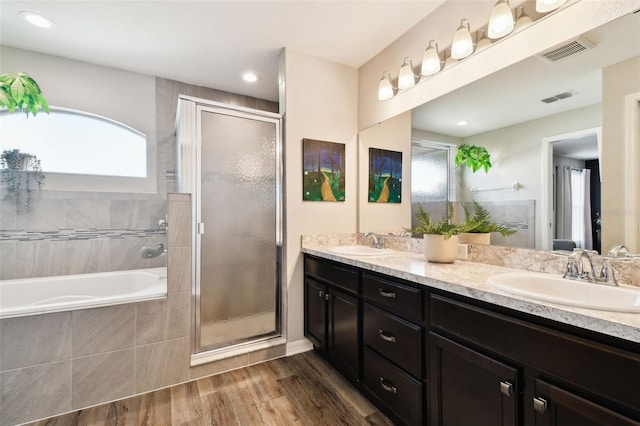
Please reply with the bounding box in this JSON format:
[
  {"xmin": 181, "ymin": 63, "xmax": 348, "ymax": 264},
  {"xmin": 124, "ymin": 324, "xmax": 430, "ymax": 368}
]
[
  {"xmin": 429, "ymin": 292, "xmax": 640, "ymax": 426},
  {"xmin": 304, "ymin": 254, "xmax": 640, "ymax": 426},
  {"xmin": 304, "ymin": 257, "xmax": 359, "ymax": 382}
]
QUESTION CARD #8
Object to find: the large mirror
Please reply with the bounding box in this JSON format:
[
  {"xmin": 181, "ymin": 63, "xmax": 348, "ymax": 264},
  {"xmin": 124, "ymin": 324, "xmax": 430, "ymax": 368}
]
[{"xmin": 359, "ymin": 11, "xmax": 640, "ymax": 253}]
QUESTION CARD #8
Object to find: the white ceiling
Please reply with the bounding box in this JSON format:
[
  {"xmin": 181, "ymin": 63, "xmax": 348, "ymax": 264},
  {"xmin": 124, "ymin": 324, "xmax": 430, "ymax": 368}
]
[
  {"xmin": 0, "ymin": 0, "xmax": 447, "ymax": 102},
  {"xmin": 412, "ymin": 11, "xmax": 640, "ymax": 138}
]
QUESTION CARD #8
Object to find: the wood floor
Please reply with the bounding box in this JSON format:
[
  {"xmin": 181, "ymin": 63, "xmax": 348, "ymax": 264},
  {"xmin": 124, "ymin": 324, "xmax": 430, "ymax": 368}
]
[{"xmin": 27, "ymin": 351, "xmax": 394, "ymax": 426}]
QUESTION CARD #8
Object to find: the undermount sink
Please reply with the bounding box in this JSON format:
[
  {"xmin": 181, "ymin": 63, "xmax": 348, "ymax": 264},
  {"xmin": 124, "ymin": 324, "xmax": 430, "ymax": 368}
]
[
  {"xmin": 487, "ymin": 272, "xmax": 640, "ymax": 313},
  {"xmin": 326, "ymin": 245, "xmax": 393, "ymax": 257}
]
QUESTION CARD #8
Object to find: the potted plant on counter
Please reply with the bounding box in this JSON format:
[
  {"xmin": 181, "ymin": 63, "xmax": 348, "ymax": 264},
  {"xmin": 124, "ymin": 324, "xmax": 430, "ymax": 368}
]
[
  {"xmin": 459, "ymin": 200, "xmax": 517, "ymax": 244},
  {"xmin": 411, "ymin": 203, "xmax": 463, "ymax": 263}
]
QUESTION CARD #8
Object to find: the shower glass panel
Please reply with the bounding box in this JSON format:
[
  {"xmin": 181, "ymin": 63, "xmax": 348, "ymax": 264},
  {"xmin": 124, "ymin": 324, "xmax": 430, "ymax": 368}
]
[
  {"xmin": 411, "ymin": 142, "xmax": 453, "ymax": 230},
  {"xmin": 196, "ymin": 106, "xmax": 280, "ymax": 352}
]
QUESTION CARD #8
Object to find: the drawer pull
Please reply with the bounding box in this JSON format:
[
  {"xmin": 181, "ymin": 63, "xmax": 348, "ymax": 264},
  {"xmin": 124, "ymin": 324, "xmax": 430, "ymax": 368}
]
[
  {"xmin": 379, "ymin": 377, "xmax": 397, "ymax": 394},
  {"xmin": 378, "ymin": 329, "xmax": 397, "ymax": 343},
  {"xmin": 318, "ymin": 290, "xmax": 324, "ymax": 298},
  {"xmin": 500, "ymin": 381, "xmax": 513, "ymax": 397},
  {"xmin": 533, "ymin": 397, "xmax": 548, "ymax": 414},
  {"xmin": 378, "ymin": 288, "xmax": 396, "ymax": 299}
]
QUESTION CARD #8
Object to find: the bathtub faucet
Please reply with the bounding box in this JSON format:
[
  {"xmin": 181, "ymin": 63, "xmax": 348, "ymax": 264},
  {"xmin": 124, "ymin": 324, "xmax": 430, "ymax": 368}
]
[{"xmin": 141, "ymin": 242, "xmax": 165, "ymax": 259}]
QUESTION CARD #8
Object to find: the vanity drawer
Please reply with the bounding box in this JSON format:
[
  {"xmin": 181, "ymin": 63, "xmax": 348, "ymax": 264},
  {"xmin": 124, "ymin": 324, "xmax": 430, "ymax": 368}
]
[
  {"xmin": 363, "ymin": 303, "xmax": 422, "ymax": 378},
  {"xmin": 363, "ymin": 347, "xmax": 422, "ymax": 426},
  {"xmin": 304, "ymin": 257, "xmax": 359, "ymax": 293},
  {"xmin": 363, "ymin": 273, "xmax": 423, "ymax": 321}
]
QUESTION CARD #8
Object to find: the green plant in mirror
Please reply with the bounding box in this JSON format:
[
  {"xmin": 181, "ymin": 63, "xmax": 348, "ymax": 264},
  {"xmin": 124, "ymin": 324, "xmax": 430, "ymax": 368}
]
[
  {"xmin": 1, "ymin": 149, "xmax": 45, "ymax": 212},
  {"xmin": 462, "ymin": 200, "xmax": 517, "ymax": 236},
  {"xmin": 455, "ymin": 144, "xmax": 492, "ymax": 173},
  {"xmin": 409, "ymin": 202, "xmax": 463, "ymax": 239},
  {"xmin": 0, "ymin": 73, "xmax": 50, "ymax": 116}
]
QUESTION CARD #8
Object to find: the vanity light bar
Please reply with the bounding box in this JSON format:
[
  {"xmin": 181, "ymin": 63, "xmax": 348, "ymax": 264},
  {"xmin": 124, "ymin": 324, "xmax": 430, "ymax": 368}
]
[{"xmin": 378, "ymin": 0, "xmax": 572, "ymax": 101}]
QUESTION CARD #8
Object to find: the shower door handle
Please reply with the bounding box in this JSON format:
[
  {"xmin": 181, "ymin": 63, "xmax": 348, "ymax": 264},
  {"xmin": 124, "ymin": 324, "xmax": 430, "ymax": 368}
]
[{"xmin": 197, "ymin": 222, "xmax": 205, "ymax": 234}]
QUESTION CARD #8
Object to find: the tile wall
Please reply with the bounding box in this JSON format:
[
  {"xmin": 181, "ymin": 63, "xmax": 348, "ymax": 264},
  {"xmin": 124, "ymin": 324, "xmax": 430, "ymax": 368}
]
[{"xmin": 0, "ymin": 193, "xmax": 286, "ymax": 425}]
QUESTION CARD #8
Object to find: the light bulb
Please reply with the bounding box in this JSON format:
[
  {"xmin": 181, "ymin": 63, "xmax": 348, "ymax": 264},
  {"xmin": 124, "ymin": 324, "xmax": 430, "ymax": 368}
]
[
  {"xmin": 378, "ymin": 72, "xmax": 394, "ymax": 100},
  {"xmin": 421, "ymin": 41, "xmax": 441, "ymax": 76},
  {"xmin": 398, "ymin": 57, "xmax": 416, "ymax": 90},
  {"xmin": 451, "ymin": 19, "xmax": 474, "ymax": 59},
  {"xmin": 488, "ymin": 0, "xmax": 514, "ymax": 39}
]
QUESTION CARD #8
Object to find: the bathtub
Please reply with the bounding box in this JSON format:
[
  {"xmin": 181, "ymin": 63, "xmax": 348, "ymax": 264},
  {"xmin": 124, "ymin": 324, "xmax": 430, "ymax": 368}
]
[{"xmin": 0, "ymin": 267, "xmax": 167, "ymax": 319}]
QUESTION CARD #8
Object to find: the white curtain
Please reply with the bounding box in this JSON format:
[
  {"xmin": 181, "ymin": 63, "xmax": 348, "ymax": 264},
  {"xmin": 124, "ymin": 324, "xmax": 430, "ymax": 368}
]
[
  {"xmin": 556, "ymin": 165, "xmax": 573, "ymax": 240},
  {"xmin": 570, "ymin": 168, "xmax": 593, "ymax": 249}
]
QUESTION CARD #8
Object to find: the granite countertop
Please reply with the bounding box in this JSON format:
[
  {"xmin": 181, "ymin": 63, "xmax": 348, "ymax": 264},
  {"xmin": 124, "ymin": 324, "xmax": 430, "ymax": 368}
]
[{"xmin": 302, "ymin": 241, "xmax": 640, "ymax": 344}]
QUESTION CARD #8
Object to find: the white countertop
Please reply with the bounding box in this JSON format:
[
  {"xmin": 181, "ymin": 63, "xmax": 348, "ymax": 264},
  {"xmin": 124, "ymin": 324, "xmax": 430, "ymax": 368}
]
[{"xmin": 302, "ymin": 245, "xmax": 640, "ymax": 344}]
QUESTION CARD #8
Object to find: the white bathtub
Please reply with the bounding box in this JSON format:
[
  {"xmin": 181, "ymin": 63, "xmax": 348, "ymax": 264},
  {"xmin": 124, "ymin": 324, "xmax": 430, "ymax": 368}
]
[{"xmin": 0, "ymin": 267, "xmax": 167, "ymax": 319}]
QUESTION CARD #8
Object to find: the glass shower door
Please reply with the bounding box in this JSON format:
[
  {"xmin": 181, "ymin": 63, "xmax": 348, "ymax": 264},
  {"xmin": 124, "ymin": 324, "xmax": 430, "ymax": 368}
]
[
  {"xmin": 196, "ymin": 106, "xmax": 281, "ymax": 352},
  {"xmin": 411, "ymin": 142, "xmax": 454, "ymax": 229}
]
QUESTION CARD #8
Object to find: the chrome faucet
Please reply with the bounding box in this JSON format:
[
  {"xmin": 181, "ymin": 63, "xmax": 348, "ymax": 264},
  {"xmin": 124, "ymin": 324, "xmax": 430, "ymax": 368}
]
[
  {"xmin": 363, "ymin": 232, "xmax": 386, "ymax": 249},
  {"xmin": 563, "ymin": 249, "xmax": 617, "ymax": 286}
]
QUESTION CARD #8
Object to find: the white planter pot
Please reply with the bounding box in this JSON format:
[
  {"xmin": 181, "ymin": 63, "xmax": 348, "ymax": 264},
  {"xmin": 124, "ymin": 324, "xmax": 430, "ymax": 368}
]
[
  {"xmin": 423, "ymin": 234, "xmax": 459, "ymax": 263},
  {"xmin": 459, "ymin": 232, "xmax": 491, "ymax": 245}
]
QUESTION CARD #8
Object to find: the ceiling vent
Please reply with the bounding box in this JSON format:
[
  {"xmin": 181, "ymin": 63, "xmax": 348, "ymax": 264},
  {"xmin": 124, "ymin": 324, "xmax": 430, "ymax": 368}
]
[
  {"xmin": 541, "ymin": 91, "xmax": 574, "ymax": 104},
  {"xmin": 536, "ymin": 36, "xmax": 595, "ymax": 63}
]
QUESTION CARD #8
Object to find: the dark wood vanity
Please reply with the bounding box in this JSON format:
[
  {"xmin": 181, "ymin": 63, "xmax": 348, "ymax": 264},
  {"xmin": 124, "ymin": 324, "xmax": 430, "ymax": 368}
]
[{"xmin": 303, "ymin": 254, "xmax": 640, "ymax": 425}]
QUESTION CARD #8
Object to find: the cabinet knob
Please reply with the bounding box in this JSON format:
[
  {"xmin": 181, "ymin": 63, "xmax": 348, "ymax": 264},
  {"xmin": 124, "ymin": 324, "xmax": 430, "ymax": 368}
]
[
  {"xmin": 500, "ymin": 381, "xmax": 513, "ymax": 397},
  {"xmin": 379, "ymin": 377, "xmax": 397, "ymax": 394},
  {"xmin": 378, "ymin": 288, "xmax": 396, "ymax": 298},
  {"xmin": 533, "ymin": 397, "xmax": 548, "ymax": 414},
  {"xmin": 325, "ymin": 293, "xmax": 330, "ymax": 301},
  {"xmin": 378, "ymin": 329, "xmax": 397, "ymax": 343},
  {"xmin": 318, "ymin": 290, "xmax": 324, "ymax": 298}
]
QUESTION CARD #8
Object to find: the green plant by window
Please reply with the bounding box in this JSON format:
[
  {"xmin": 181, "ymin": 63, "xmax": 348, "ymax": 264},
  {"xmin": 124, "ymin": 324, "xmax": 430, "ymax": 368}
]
[
  {"xmin": 1, "ymin": 149, "xmax": 45, "ymax": 211},
  {"xmin": 455, "ymin": 144, "xmax": 492, "ymax": 173},
  {"xmin": 461, "ymin": 200, "xmax": 517, "ymax": 236},
  {"xmin": 0, "ymin": 72, "xmax": 50, "ymax": 116}
]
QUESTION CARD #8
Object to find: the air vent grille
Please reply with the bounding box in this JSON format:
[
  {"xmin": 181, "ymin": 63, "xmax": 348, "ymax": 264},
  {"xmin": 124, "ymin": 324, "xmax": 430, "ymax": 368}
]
[
  {"xmin": 541, "ymin": 91, "xmax": 574, "ymax": 104},
  {"xmin": 536, "ymin": 36, "xmax": 595, "ymax": 62}
]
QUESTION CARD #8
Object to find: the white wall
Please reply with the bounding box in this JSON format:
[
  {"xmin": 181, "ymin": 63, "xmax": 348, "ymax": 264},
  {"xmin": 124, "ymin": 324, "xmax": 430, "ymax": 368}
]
[
  {"xmin": 1, "ymin": 46, "xmax": 157, "ymax": 193},
  {"xmin": 460, "ymin": 104, "xmax": 601, "ymax": 248},
  {"xmin": 358, "ymin": 0, "xmax": 638, "ymax": 131},
  {"xmin": 602, "ymin": 55, "xmax": 640, "ymax": 251},
  {"xmin": 1, "ymin": 46, "xmax": 155, "ymax": 139},
  {"xmin": 358, "ymin": 111, "xmax": 411, "ymax": 233},
  {"xmin": 281, "ymin": 49, "xmax": 358, "ymax": 345}
]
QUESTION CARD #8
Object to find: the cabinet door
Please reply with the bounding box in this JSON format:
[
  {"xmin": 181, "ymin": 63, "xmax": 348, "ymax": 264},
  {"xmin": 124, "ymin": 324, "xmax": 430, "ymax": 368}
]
[
  {"xmin": 429, "ymin": 332, "xmax": 519, "ymax": 426},
  {"xmin": 327, "ymin": 288, "xmax": 359, "ymax": 382},
  {"xmin": 304, "ymin": 278, "xmax": 326, "ymax": 350},
  {"xmin": 533, "ymin": 379, "xmax": 640, "ymax": 426}
]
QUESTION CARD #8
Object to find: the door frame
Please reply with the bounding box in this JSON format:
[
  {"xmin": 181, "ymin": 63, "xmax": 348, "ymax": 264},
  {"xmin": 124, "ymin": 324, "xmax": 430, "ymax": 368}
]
[{"xmin": 540, "ymin": 127, "xmax": 601, "ymax": 251}]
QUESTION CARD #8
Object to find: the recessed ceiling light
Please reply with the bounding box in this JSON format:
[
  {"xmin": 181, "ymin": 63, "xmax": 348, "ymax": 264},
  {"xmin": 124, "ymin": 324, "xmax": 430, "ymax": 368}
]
[
  {"xmin": 242, "ymin": 72, "xmax": 259, "ymax": 83},
  {"xmin": 457, "ymin": 120, "xmax": 469, "ymax": 126},
  {"xmin": 19, "ymin": 11, "xmax": 55, "ymax": 29}
]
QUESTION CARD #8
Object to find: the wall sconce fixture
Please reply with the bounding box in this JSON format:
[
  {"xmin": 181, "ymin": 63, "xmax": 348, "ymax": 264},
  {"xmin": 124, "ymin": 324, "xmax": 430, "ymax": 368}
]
[
  {"xmin": 451, "ymin": 19, "xmax": 474, "ymax": 59},
  {"xmin": 398, "ymin": 57, "xmax": 417, "ymax": 90},
  {"xmin": 536, "ymin": 0, "xmax": 567, "ymax": 13},
  {"xmin": 488, "ymin": 0, "xmax": 514, "ymax": 39},
  {"xmin": 376, "ymin": 0, "xmax": 571, "ymax": 100},
  {"xmin": 378, "ymin": 71, "xmax": 395, "ymax": 101},
  {"xmin": 421, "ymin": 40, "xmax": 442, "ymax": 76}
]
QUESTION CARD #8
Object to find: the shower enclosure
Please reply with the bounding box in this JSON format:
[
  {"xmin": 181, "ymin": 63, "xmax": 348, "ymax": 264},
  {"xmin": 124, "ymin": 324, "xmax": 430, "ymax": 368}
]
[{"xmin": 176, "ymin": 96, "xmax": 283, "ymax": 362}]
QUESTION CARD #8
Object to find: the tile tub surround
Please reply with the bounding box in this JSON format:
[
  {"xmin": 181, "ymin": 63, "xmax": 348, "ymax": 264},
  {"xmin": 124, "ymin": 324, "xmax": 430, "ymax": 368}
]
[
  {"xmin": 0, "ymin": 229, "xmax": 167, "ymax": 280},
  {"xmin": 302, "ymin": 235, "xmax": 640, "ymax": 343},
  {"xmin": 0, "ymin": 193, "xmax": 286, "ymax": 426}
]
